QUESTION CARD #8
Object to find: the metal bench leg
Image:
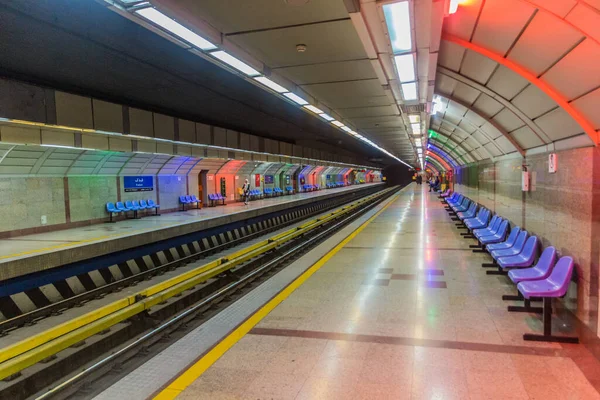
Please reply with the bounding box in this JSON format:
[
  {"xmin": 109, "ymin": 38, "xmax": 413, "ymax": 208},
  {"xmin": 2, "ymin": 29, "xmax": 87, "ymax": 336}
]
[
  {"xmin": 486, "ymin": 267, "xmax": 508, "ymax": 275},
  {"xmin": 523, "ymin": 298, "xmax": 578, "ymax": 343},
  {"xmin": 507, "ymin": 298, "xmax": 543, "ymax": 313}
]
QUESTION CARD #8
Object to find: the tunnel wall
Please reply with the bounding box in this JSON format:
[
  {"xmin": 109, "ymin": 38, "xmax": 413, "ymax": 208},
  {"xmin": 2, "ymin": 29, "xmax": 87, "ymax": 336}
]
[
  {"xmin": 382, "ymin": 164, "xmax": 414, "ymax": 187},
  {"xmin": 453, "ymin": 146, "xmax": 599, "ymax": 337}
]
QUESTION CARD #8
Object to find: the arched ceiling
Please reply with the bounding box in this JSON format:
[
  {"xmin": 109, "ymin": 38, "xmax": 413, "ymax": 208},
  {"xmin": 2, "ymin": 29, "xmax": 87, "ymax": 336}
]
[{"xmin": 434, "ymin": 0, "xmax": 600, "ymax": 165}]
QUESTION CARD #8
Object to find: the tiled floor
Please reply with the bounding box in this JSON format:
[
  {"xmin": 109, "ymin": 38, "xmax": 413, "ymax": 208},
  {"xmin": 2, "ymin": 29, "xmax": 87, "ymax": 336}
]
[{"xmin": 177, "ymin": 184, "xmax": 600, "ymax": 399}]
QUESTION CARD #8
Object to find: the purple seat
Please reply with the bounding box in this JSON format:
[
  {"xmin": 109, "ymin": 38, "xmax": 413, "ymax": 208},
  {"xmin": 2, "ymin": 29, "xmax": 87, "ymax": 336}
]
[
  {"xmin": 509, "ymin": 247, "xmax": 557, "ymax": 284},
  {"xmin": 491, "ymin": 230, "xmax": 528, "ymax": 260},
  {"xmin": 518, "ymin": 256, "xmax": 574, "ymax": 299},
  {"xmin": 487, "ymin": 227, "xmax": 521, "ymax": 251},
  {"xmin": 497, "ymin": 236, "xmax": 539, "ymax": 269},
  {"xmin": 479, "ymin": 220, "xmax": 509, "ymax": 245},
  {"xmin": 515, "ymin": 256, "xmax": 578, "ymax": 344},
  {"xmin": 464, "ymin": 209, "xmax": 490, "ymax": 230}
]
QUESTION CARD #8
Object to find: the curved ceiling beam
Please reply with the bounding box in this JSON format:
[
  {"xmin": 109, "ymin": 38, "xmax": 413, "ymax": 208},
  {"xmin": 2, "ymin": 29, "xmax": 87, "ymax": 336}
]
[
  {"xmin": 428, "ymin": 130, "xmax": 476, "ymax": 164},
  {"xmin": 435, "ymin": 93, "xmax": 525, "ymax": 156},
  {"xmin": 425, "ymin": 161, "xmax": 441, "ymax": 175},
  {"xmin": 425, "ymin": 157, "xmax": 445, "ymax": 174},
  {"xmin": 428, "ymin": 137, "xmax": 469, "ymax": 165},
  {"xmin": 425, "ymin": 150, "xmax": 451, "ymax": 171},
  {"xmin": 430, "ymin": 117, "xmax": 496, "ymax": 159},
  {"xmin": 428, "ymin": 144, "xmax": 460, "ymax": 168},
  {"xmin": 437, "ymin": 67, "xmax": 550, "ymax": 144},
  {"xmin": 442, "ymin": 34, "xmax": 599, "ymax": 146}
]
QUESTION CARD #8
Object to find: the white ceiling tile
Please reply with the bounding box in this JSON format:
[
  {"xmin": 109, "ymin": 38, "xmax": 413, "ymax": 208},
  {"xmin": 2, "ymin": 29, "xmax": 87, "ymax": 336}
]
[
  {"xmin": 466, "ymin": 137, "xmax": 481, "ymax": 149},
  {"xmin": 541, "ymin": 40, "xmax": 600, "ymax": 100},
  {"xmin": 511, "ymin": 125, "xmax": 545, "ymax": 148},
  {"xmin": 571, "ymin": 87, "xmax": 600, "ymax": 130},
  {"xmin": 472, "ymin": 0, "xmax": 536, "ymax": 55},
  {"xmin": 484, "ymin": 142, "xmax": 503, "ymax": 156},
  {"xmin": 507, "ymin": 11, "xmax": 583, "ymax": 76},
  {"xmin": 471, "ymin": 93, "xmax": 504, "ymax": 118},
  {"xmin": 459, "ymin": 50, "xmax": 498, "ymax": 85},
  {"xmin": 442, "ymin": 0, "xmax": 485, "ymax": 40},
  {"xmin": 566, "ymin": 3, "xmax": 600, "ymax": 43},
  {"xmin": 451, "ymin": 82, "xmax": 480, "ymax": 105},
  {"xmin": 534, "ymin": 107, "xmax": 584, "ymax": 141},
  {"xmin": 472, "ymin": 131, "xmax": 490, "ymax": 144},
  {"xmin": 492, "ymin": 108, "xmax": 525, "ymax": 132},
  {"xmin": 458, "ymin": 119, "xmax": 477, "ymax": 134},
  {"xmin": 438, "ymin": 41, "xmax": 466, "ymax": 71},
  {"xmin": 481, "ymin": 121, "xmax": 504, "ymax": 139},
  {"xmin": 485, "ymin": 66, "xmax": 530, "ymax": 100},
  {"xmin": 511, "ymin": 85, "xmax": 558, "ymax": 119},
  {"xmin": 494, "ymin": 136, "xmax": 518, "ymax": 153},
  {"xmin": 446, "ymin": 100, "xmax": 468, "ymax": 116},
  {"xmin": 435, "ymin": 73, "xmax": 458, "ymax": 96},
  {"xmin": 464, "ymin": 109, "xmax": 487, "ymax": 127},
  {"xmin": 443, "ymin": 113, "xmax": 462, "ymax": 126}
]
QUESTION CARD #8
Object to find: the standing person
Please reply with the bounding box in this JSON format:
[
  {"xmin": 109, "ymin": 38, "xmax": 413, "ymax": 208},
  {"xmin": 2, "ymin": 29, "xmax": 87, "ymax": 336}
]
[
  {"xmin": 242, "ymin": 179, "xmax": 250, "ymax": 205},
  {"xmin": 416, "ymin": 175, "xmax": 422, "ymax": 185}
]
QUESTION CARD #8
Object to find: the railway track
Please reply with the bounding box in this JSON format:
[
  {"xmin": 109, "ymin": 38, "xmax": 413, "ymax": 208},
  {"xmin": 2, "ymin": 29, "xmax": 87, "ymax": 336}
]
[{"xmin": 0, "ymin": 186, "xmax": 398, "ymax": 399}]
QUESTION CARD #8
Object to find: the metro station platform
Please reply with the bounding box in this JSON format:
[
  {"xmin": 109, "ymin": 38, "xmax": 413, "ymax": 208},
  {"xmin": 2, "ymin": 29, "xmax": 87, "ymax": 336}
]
[
  {"xmin": 125, "ymin": 183, "xmax": 600, "ymax": 400},
  {"xmin": 0, "ymin": 183, "xmax": 383, "ymax": 282}
]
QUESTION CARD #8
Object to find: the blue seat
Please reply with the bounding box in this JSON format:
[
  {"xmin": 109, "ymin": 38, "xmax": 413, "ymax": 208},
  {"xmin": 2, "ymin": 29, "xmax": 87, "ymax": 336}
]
[
  {"xmin": 491, "ymin": 230, "xmax": 528, "ymax": 260},
  {"xmin": 452, "ymin": 197, "xmax": 471, "ymax": 213},
  {"xmin": 125, "ymin": 200, "xmax": 141, "ymax": 218},
  {"xmin": 479, "ymin": 220, "xmax": 509, "ymax": 245},
  {"xmin": 285, "ymin": 186, "xmax": 294, "ymax": 194},
  {"xmin": 180, "ymin": 195, "xmax": 191, "ymax": 211},
  {"xmin": 474, "ymin": 215, "xmax": 500, "ymax": 238},
  {"xmin": 191, "ymin": 195, "xmax": 201, "ymax": 207},
  {"xmin": 509, "ymin": 246, "xmax": 557, "ymax": 284},
  {"xmin": 497, "ymin": 236, "xmax": 539, "ymax": 270},
  {"xmin": 264, "ymin": 188, "xmax": 273, "ymax": 197},
  {"xmin": 106, "ymin": 202, "xmax": 122, "ymax": 222},
  {"xmin": 464, "ymin": 208, "xmax": 490, "ymax": 230},
  {"xmin": 487, "ymin": 227, "xmax": 521, "ymax": 252},
  {"xmin": 457, "ymin": 202, "xmax": 477, "ymax": 221}
]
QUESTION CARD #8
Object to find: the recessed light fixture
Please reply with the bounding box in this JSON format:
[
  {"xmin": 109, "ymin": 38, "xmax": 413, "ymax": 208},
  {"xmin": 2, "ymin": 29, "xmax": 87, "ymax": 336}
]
[
  {"xmin": 284, "ymin": 92, "xmax": 309, "ymax": 105},
  {"xmin": 135, "ymin": 7, "xmax": 217, "ymax": 51},
  {"xmin": 394, "ymin": 54, "xmax": 416, "ymax": 83},
  {"xmin": 402, "ymin": 82, "xmax": 418, "ymax": 101},
  {"xmin": 304, "ymin": 105, "xmax": 324, "ymax": 114},
  {"xmin": 210, "ymin": 51, "xmax": 261, "ymax": 76},
  {"xmin": 382, "ymin": 1, "xmax": 412, "ymax": 53},
  {"xmin": 331, "ymin": 121, "xmax": 344, "ymax": 127},
  {"xmin": 319, "ymin": 113, "xmax": 335, "ymax": 121},
  {"xmin": 296, "ymin": 44, "xmax": 308, "ymax": 52},
  {"xmin": 254, "ymin": 77, "xmax": 288, "ymax": 93},
  {"xmin": 409, "ymin": 114, "xmax": 420, "ymax": 123}
]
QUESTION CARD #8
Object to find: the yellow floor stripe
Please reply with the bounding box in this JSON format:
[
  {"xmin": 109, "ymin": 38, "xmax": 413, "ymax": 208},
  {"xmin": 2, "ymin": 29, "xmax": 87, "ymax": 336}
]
[{"xmin": 153, "ymin": 190, "xmax": 399, "ymax": 400}]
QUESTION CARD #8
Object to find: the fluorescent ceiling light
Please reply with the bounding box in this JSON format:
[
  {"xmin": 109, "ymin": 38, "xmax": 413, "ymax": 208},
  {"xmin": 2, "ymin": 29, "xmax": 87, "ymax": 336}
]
[
  {"xmin": 135, "ymin": 8, "xmax": 217, "ymax": 51},
  {"xmin": 304, "ymin": 105, "xmax": 324, "ymax": 114},
  {"xmin": 449, "ymin": 0, "xmax": 462, "ymax": 14},
  {"xmin": 411, "ymin": 123, "xmax": 420, "ymax": 134},
  {"xmin": 402, "ymin": 82, "xmax": 418, "ymax": 101},
  {"xmin": 409, "ymin": 114, "xmax": 420, "ymax": 123},
  {"xmin": 284, "ymin": 92, "xmax": 308, "ymax": 105},
  {"xmin": 341, "ymin": 126, "xmax": 352, "ymax": 132},
  {"xmin": 210, "ymin": 51, "xmax": 260, "ymax": 76},
  {"xmin": 319, "ymin": 113, "xmax": 335, "ymax": 121},
  {"xmin": 382, "ymin": 1, "xmax": 412, "ymax": 53},
  {"xmin": 394, "ymin": 54, "xmax": 415, "ymax": 83},
  {"xmin": 254, "ymin": 77, "xmax": 287, "ymax": 93},
  {"xmin": 332, "ymin": 121, "xmax": 344, "ymax": 127}
]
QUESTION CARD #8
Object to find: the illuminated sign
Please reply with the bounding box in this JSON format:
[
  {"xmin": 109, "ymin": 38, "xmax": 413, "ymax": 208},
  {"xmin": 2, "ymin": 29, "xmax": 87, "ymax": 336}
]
[{"xmin": 123, "ymin": 176, "xmax": 153, "ymax": 192}]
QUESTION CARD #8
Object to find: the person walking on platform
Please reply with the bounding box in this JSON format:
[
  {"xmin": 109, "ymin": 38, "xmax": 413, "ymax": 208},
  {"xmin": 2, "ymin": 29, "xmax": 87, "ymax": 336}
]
[
  {"xmin": 416, "ymin": 175, "xmax": 422, "ymax": 185},
  {"xmin": 242, "ymin": 179, "xmax": 250, "ymax": 205}
]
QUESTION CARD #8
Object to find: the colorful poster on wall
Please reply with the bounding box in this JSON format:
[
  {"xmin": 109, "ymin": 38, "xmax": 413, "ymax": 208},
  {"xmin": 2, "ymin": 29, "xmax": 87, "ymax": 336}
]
[
  {"xmin": 255, "ymin": 174, "xmax": 261, "ymax": 187},
  {"xmin": 264, "ymin": 175, "xmax": 274, "ymax": 184},
  {"xmin": 123, "ymin": 176, "xmax": 153, "ymax": 192}
]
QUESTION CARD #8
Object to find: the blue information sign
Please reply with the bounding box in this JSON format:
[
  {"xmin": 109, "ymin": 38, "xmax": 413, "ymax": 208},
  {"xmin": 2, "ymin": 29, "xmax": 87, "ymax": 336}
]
[{"xmin": 124, "ymin": 176, "xmax": 154, "ymax": 192}]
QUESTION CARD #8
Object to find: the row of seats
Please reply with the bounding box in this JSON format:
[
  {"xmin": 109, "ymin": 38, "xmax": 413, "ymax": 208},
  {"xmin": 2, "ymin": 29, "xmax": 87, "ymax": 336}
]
[
  {"xmin": 263, "ymin": 187, "xmax": 284, "ymax": 197},
  {"xmin": 326, "ymin": 182, "xmax": 345, "ymax": 188},
  {"xmin": 179, "ymin": 195, "xmax": 201, "ymax": 211},
  {"xmin": 303, "ymin": 184, "xmax": 320, "ymax": 191},
  {"xmin": 106, "ymin": 199, "xmax": 160, "ymax": 222},
  {"xmin": 442, "ymin": 190, "xmax": 578, "ymax": 344},
  {"xmin": 208, "ymin": 193, "xmax": 226, "ymax": 206}
]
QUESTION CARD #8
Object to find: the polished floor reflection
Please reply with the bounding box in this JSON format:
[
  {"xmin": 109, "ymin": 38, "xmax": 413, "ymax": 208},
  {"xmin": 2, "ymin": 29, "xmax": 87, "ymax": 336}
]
[{"xmin": 177, "ymin": 184, "xmax": 600, "ymax": 399}]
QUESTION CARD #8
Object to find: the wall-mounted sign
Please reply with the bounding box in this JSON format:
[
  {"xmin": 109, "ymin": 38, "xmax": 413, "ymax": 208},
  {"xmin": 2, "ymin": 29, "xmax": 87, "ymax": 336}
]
[
  {"xmin": 549, "ymin": 153, "xmax": 557, "ymax": 174},
  {"xmin": 123, "ymin": 176, "xmax": 153, "ymax": 192},
  {"xmin": 255, "ymin": 174, "xmax": 261, "ymax": 187},
  {"xmin": 264, "ymin": 175, "xmax": 274, "ymax": 184}
]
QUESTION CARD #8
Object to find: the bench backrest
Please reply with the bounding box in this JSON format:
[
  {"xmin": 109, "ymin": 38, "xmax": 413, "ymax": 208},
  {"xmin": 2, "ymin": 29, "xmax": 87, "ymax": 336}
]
[
  {"xmin": 547, "ymin": 256, "xmax": 574, "ymax": 297},
  {"xmin": 535, "ymin": 246, "xmax": 557, "ymax": 275},
  {"xmin": 520, "ymin": 236, "xmax": 540, "ymax": 260},
  {"xmin": 512, "ymin": 230, "xmax": 529, "ymax": 252}
]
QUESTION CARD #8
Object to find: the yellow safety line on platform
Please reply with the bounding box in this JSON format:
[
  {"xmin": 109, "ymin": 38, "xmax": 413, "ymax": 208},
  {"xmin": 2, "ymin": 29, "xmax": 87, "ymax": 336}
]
[
  {"xmin": 153, "ymin": 190, "xmax": 399, "ymax": 400},
  {"xmin": 0, "ymin": 190, "xmax": 391, "ymax": 380}
]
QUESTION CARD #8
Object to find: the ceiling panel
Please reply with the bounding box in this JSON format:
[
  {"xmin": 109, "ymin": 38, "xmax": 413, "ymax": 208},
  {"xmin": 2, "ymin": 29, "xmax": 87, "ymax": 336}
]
[
  {"xmin": 572, "ymin": 87, "xmax": 600, "ymax": 129},
  {"xmin": 541, "ymin": 40, "xmax": 600, "ymax": 100},
  {"xmin": 435, "ymin": 73, "xmax": 458, "ymax": 96},
  {"xmin": 437, "ymin": 41, "xmax": 466, "ymax": 71},
  {"xmin": 485, "ymin": 66, "xmax": 530, "ymax": 100},
  {"xmin": 231, "ymin": 20, "xmax": 367, "ymax": 68},
  {"xmin": 484, "ymin": 142, "xmax": 503, "ymax": 157},
  {"xmin": 507, "ymin": 11, "xmax": 583, "ymax": 76},
  {"xmin": 176, "ymin": 0, "xmax": 348, "ymax": 33},
  {"xmin": 463, "ymin": 109, "xmax": 486, "ymax": 127},
  {"xmin": 471, "ymin": 0, "xmax": 536, "ymax": 56},
  {"xmin": 446, "ymin": 100, "xmax": 468, "ymax": 116},
  {"xmin": 492, "ymin": 108, "xmax": 525, "ymax": 132},
  {"xmin": 534, "ymin": 107, "xmax": 584, "ymax": 141},
  {"xmin": 510, "ymin": 84, "xmax": 558, "ymax": 119},
  {"xmin": 442, "ymin": 0, "xmax": 484, "ymax": 40},
  {"xmin": 276, "ymin": 59, "xmax": 376, "ymax": 85},
  {"xmin": 301, "ymin": 79, "xmax": 388, "ymax": 109},
  {"xmin": 337, "ymin": 105, "xmax": 397, "ymax": 118},
  {"xmin": 452, "ymin": 82, "xmax": 480, "ymax": 105},
  {"xmin": 566, "ymin": 3, "xmax": 600, "ymax": 43},
  {"xmin": 511, "ymin": 125, "xmax": 544, "ymax": 148},
  {"xmin": 472, "ymin": 131, "xmax": 490, "ymax": 144},
  {"xmin": 495, "ymin": 136, "xmax": 517, "ymax": 153},
  {"xmin": 480, "ymin": 121, "xmax": 504, "ymax": 139},
  {"xmin": 525, "ymin": 0, "xmax": 577, "ymax": 17},
  {"xmin": 459, "ymin": 50, "xmax": 498, "ymax": 85},
  {"xmin": 471, "ymin": 93, "xmax": 503, "ymax": 118},
  {"xmin": 458, "ymin": 119, "xmax": 477, "ymax": 133}
]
